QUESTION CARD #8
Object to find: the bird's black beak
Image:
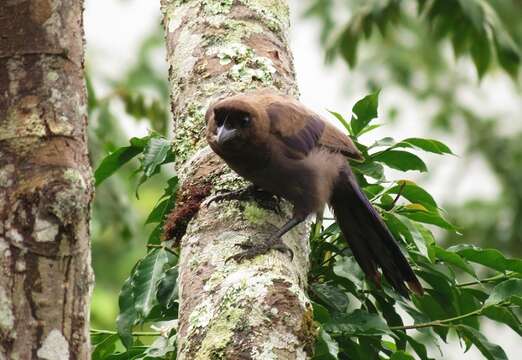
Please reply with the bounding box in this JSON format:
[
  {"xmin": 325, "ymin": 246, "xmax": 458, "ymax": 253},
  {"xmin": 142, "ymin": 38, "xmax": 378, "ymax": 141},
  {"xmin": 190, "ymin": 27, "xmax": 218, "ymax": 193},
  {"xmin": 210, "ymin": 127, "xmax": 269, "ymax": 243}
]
[{"xmin": 217, "ymin": 126, "xmax": 238, "ymax": 145}]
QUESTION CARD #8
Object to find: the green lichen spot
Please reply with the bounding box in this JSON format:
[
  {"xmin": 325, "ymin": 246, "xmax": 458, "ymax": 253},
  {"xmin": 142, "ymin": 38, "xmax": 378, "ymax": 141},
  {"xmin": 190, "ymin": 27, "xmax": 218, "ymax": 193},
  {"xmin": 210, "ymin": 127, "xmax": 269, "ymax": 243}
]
[
  {"xmin": 174, "ymin": 102, "xmax": 207, "ymax": 164},
  {"xmin": 217, "ymin": 43, "xmax": 276, "ymax": 85},
  {"xmin": 204, "ymin": 19, "xmax": 263, "ymax": 48},
  {"xmin": 195, "ymin": 306, "xmax": 244, "ymax": 359},
  {"xmin": 203, "ymin": 0, "xmax": 234, "ymax": 15},
  {"xmin": 244, "ymin": 203, "xmax": 267, "ymax": 225},
  {"xmin": 0, "ymin": 287, "xmax": 14, "ymax": 331},
  {"xmin": 47, "ymin": 72, "xmax": 59, "ymax": 82},
  {"xmin": 239, "ymin": 0, "xmax": 289, "ymax": 33},
  {"xmin": 63, "ymin": 168, "xmax": 86, "ymax": 188}
]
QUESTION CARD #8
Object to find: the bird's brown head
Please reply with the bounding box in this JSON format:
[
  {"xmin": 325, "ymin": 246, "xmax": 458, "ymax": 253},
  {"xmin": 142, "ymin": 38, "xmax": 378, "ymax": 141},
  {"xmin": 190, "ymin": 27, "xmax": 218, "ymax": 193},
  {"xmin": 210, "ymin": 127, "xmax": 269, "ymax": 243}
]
[{"xmin": 205, "ymin": 95, "xmax": 270, "ymax": 153}]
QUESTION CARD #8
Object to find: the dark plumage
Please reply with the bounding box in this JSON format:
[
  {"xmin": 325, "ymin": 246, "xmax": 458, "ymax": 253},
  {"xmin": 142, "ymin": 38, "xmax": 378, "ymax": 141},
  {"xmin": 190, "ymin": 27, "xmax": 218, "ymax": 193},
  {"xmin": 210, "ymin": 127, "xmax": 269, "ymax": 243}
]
[{"xmin": 205, "ymin": 89, "xmax": 423, "ymax": 296}]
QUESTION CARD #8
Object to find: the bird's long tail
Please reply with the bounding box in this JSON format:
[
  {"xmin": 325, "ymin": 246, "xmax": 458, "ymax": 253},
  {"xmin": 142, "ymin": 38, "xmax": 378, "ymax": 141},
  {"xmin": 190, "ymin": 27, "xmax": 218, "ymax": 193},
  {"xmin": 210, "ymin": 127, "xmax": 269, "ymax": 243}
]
[{"xmin": 329, "ymin": 166, "xmax": 423, "ymax": 297}]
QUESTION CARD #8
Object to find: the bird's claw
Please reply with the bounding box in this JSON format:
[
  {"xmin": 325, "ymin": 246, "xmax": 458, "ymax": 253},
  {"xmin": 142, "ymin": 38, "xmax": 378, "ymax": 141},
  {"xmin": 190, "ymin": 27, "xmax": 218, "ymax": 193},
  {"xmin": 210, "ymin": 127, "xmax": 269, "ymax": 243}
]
[
  {"xmin": 202, "ymin": 186, "xmax": 258, "ymax": 208},
  {"xmin": 225, "ymin": 239, "xmax": 293, "ymax": 263},
  {"xmin": 234, "ymin": 242, "xmax": 255, "ymax": 250},
  {"xmin": 201, "ymin": 193, "xmax": 228, "ymax": 208}
]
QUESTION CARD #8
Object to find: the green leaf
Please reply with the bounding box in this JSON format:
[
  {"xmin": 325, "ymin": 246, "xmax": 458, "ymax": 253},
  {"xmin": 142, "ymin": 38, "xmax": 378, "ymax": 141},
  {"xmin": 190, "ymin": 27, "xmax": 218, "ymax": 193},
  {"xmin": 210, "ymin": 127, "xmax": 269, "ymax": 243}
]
[
  {"xmin": 337, "ymin": 24, "xmax": 359, "ymax": 68},
  {"xmin": 387, "ymin": 182, "xmax": 438, "ymax": 210},
  {"xmin": 494, "ymin": 30, "xmax": 521, "ymax": 78},
  {"xmin": 105, "ymin": 347, "xmax": 148, "ymax": 360},
  {"xmin": 144, "ymin": 335, "xmax": 176, "ymax": 358},
  {"xmin": 92, "ymin": 334, "xmax": 120, "ymax": 360},
  {"xmin": 397, "ymin": 207, "xmax": 455, "ymax": 230},
  {"xmin": 311, "ymin": 283, "xmax": 350, "ymax": 313},
  {"xmin": 146, "ymin": 198, "xmax": 171, "ymax": 225},
  {"xmin": 372, "ymin": 150, "xmax": 427, "ymax": 172},
  {"xmin": 369, "ymin": 137, "xmax": 395, "ymax": 149},
  {"xmin": 364, "ymin": 184, "xmax": 385, "ymax": 199},
  {"xmin": 328, "ymin": 110, "xmax": 352, "ymax": 135},
  {"xmin": 132, "ymin": 248, "xmax": 172, "ymax": 318},
  {"xmin": 135, "ymin": 137, "xmax": 174, "ymax": 196},
  {"xmin": 95, "ymin": 144, "xmax": 144, "ymax": 186},
  {"xmin": 350, "ymin": 91, "xmax": 380, "ymax": 136},
  {"xmin": 157, "ymin": 265, "xmax": 179, "ymax": 310},
  {"xmin": 405, "ymin": 335, "xmax": 430, "ymax": 360},
  {"xmin": 352, "ymin": 161, "xmax": 385, "ymax": 180},
  {"xmin": 116, "ymin": 276, "xmax": 138, "ymax": 349},
  {"xmin": 482, "ymin": 305, "xmax": 522, "ymax": 336},
  {"xmin": 333, "ymin": 255, "xmax": 365, "ymax": 290},
  {"xmin": 470, "ymin": 29, "xmax": 491, "ymax": 79},
  {"xmin": 484, "ymin": 279, "xmax": 522, "ymax": 307},
  {"xmin": 142, "ymin": 137, "xmax": 172, "ymax": 177},
  {"xmin": 456, "ymin": 288, "xmax": 480, "ymax": 329},
  {"xmin": 91, "ymin": 332, "xmax": 114, "ymax": 347},
  {"xmin": 312, "ymin": 301, "xmax": 331, "ymax": 323},
  {"xmin": 448, "ymin": 245, "xmax": 522, "ymax": 273},
  {"xmin": 390, "ymin": 351, "xmax": 415, "ymax": 360},
  {"xmin": 324, "ymin": 309, "xmax": 390, "ymax": 336},
  {"xmin": 358, "ymin": 124, "xmax": 383, "ymax": 136},
  {"xmin": 314, "ymin": 328, "xmax": 339, "ymax": 360},
  {"xmin": 416, "ymin": 269, "xmax": 454, "ymax": 298},
  {"xmin": 458, "ymin": 325, "xmax": 508, "ymax": 360},
  {"xmin": 407, "ymin": 218, "xmax": 436, "ymax": 261},
  {"xmin": 145, "ymin": 177, "xmax": 179, "ymax": 225},
  {"xmin": 412, "ymin": 295, "xmax": 449, "ymax": 341},
  {"xmin": 432, "ymin": 245, "xmax": 476, "ymax": 277},
  {"xmin": 394, "ymin": 138, "xmax": 453, "ymax": 155}
]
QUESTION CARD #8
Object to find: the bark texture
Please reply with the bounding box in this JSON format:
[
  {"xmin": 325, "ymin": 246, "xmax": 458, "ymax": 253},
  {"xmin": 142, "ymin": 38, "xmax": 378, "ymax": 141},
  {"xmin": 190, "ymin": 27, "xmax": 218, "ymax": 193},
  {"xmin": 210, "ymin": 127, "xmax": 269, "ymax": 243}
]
[
  {"xmin": 161, "ymin": 1, "xmax": 315, "ymax": 358},
  {"xmin": 0, "ymin": 0, "xmax": 93, "ymax": 359}
]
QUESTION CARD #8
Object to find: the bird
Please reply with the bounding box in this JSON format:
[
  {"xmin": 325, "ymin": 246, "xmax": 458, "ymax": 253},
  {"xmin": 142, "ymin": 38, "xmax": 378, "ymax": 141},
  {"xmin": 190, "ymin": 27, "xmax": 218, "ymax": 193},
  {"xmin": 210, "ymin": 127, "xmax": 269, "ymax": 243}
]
[{"xmin": 205, "ymin": 89, "xmax": 423, "ymax": 296}]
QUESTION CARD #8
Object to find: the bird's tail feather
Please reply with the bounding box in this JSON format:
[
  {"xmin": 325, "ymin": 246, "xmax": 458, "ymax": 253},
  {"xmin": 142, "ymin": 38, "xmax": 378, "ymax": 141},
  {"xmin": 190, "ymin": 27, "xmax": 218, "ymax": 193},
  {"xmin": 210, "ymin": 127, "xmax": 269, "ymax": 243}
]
[{"xmin": 329, "ymin": 166, "xmax": 423, "ymax": 297}]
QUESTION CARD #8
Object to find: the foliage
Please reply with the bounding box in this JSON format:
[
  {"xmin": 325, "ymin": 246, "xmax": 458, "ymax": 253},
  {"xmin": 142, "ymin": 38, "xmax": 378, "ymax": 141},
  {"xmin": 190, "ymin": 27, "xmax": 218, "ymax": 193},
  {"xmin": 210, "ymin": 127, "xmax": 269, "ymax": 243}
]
[
  {"xmin": 87, "ymin": 25, "xmax": 174, "ymax": 330},
  {"xmin": 307, "ymin": 93, "xmax": 521, "ymax": 360},
  {"xmin": 304, "ymin": 0, "xmax": 522, "ymax": 258},
  {"xmin": 91, "ymin": 128, "xmax": 179, "ymax": 358},
  {"xmin": 308, "ymin": 0, "xmax": 521, "ymax": 79},
  {"xmin": 91, "ymin": 92, "xmax": 522, "ymax": 359}
]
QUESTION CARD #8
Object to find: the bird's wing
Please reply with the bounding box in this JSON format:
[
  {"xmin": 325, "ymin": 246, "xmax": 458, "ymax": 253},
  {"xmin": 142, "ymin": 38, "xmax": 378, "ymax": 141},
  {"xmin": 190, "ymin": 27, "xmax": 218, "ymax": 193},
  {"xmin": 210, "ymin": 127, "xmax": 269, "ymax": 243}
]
[{"xmin": 266, "ymin": 100, "xmax": 363, "ymax": 161}]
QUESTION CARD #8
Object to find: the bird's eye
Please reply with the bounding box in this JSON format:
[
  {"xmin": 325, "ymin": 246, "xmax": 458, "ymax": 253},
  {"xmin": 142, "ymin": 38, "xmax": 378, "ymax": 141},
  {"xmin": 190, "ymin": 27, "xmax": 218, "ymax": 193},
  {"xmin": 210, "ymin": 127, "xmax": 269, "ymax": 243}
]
[
  {"xmin": 241, "ymin": 115, "xmax": 251, "ymax": 127},
  {"xmin": 216, "ymin": 117, "xmax": 225, "ymax": 127}
]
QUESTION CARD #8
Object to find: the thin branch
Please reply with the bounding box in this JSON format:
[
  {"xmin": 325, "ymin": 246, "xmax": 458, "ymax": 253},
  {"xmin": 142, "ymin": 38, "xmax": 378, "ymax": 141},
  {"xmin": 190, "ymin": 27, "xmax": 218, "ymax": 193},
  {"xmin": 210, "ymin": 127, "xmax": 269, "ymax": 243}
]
[
  {"xmin": 390, "ymin": 308, "xmax": 484, "ymax": 331},
  {"xmin": 90, "ymin": 328, "xmax": 160, "ymax": 337},
  {"xmin": 146, "ymin": 244, "xmax": 178, "ymax": 256},
  {"xmin": 456, "ymin": 273, "xmax": 514, "ymax": 288},
  {"xmin": 390, "ymin": 182, "xmax": 406, "ymax": 209}
]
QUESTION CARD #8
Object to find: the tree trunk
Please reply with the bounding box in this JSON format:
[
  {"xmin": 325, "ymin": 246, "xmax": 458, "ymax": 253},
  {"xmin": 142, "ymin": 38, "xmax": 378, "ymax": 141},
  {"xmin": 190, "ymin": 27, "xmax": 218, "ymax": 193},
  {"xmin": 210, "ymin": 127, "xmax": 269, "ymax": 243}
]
[
  {"xmin": 160, "ymin": 1, "xmax": 315, "ymax": 358},
  {"xmin": 0, "ymin": 1, "xmax": 93, "ymax": 358}
]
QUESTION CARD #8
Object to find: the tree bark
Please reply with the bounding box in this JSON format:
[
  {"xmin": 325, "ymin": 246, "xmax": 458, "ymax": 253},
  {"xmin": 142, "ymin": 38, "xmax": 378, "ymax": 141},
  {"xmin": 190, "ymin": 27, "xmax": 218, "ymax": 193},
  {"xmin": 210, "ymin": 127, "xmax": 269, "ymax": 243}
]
[
  {"xmin": 161, "ymin": 1, "xmax": 315, "ymax": 358},
  {"xmin": 0, "ymin": 1, "xmax": 93, "ymax": 359}
]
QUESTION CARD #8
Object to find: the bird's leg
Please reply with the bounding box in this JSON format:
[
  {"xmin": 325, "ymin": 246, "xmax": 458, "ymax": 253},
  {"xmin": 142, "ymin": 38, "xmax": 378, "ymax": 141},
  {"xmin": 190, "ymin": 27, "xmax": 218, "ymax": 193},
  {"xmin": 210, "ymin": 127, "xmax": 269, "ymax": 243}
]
[
  {"xmin": 202, "ymin": 184, "xmax": 259, "ymax": 207},
  {"xmin": 227, "ymin": 215, "xmax": 305, "ymax": 263}
]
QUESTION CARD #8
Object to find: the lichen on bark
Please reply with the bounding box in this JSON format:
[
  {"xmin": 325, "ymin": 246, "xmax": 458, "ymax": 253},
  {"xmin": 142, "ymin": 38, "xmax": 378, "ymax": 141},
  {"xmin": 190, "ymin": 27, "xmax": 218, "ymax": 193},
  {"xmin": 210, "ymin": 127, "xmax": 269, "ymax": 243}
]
[
  {"xmin": 161, "ymin": 0, "xmax": 315, "ymax": 358},
  {"xmin": 0, "ymin": 0, "xmax": 93, "ymax": 358}
]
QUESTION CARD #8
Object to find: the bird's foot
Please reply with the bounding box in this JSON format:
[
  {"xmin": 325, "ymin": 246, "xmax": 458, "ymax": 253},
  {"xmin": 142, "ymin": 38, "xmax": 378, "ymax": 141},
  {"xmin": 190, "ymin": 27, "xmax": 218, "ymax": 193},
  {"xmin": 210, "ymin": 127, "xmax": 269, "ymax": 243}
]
[
  {"xmin": 201, "ymin": 185, "xmax": 257, "ymax": 207},
  {"xmin": 226, "ymin": 237, "xmax": 293, "ymax": 263},
  {"xmin": 202, "ymin": 186, "xmax": 283, "ymax": 213}
]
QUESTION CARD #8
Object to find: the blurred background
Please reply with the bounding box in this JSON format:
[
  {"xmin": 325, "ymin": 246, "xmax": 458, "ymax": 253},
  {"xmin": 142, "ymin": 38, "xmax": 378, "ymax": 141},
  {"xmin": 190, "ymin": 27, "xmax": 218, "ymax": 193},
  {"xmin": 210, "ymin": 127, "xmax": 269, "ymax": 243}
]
[{"xmin": 85, "ymin": 0, "xmax": 521, "ymax": 358}]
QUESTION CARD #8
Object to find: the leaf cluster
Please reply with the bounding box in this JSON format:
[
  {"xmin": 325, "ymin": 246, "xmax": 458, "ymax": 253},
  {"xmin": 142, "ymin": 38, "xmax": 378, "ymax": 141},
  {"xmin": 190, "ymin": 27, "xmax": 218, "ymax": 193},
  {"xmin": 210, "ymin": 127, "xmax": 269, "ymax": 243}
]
[
  {"xmin": 309, "ymin": 92, "xmax": 521, "ymax": 360},
  {"xmin": 91, "ymin": 93, "xmax": 521, "ymax": 359},
  {"xmin": 307, "ymin": 0, "xmax": 521, "ymax": 79}
]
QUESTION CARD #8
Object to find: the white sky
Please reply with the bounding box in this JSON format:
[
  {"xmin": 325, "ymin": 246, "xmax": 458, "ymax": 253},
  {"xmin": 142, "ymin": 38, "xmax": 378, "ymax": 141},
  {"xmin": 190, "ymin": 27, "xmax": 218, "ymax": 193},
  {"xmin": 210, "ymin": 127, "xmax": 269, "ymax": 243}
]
[{"xmin": 84, "ymin": 1, "xmax": 521, "ymax": 358}]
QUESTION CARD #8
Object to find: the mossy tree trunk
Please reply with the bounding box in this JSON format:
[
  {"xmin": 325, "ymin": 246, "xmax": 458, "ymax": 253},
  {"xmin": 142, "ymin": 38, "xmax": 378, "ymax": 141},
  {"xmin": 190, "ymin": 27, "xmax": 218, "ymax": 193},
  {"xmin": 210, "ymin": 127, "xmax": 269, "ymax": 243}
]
[
  {"xmin": 160, "ymin": 0, "xmax": 316, "ymax": 358},
  {"xmin": 0, "ymin": 0, "xmax": 93, "ymax": 358}
]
